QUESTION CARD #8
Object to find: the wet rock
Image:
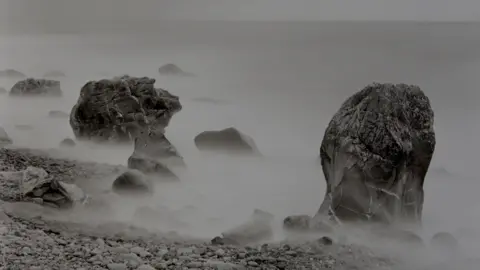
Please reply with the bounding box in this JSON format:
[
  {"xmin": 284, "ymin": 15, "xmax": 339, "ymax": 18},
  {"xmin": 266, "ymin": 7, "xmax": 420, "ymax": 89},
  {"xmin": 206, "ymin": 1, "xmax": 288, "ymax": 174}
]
[
  {"xmin": 316, "ymin": 83, "xmax": 435, "ymax": 225},
  {"xmin": 48, "ymin": 110, "xmax": 69, "ymax": 118},
  {"xmin": 194, "ymin": 127, "xmax": 260, "ymax": 156},
  {"xmin": 430, "ymin": 232, "xmax": 458, "ymax": 252},
  {"xmin": 0, "ymin": 87, "xmax": 7, "ymax": 94},
  {"xmin": 112, "ymin": 170, "xmax": 153, "ymax": 196},
  {"xmin": 0, "ymin": 127, "xmax": 13, "ymax": 146},
  {"xmin": 0, "ymin": 69, "xmax": 26, "ymax": 78},
  {"xmin": 43, "ymin": 70, "xmax": 66, "ymax": 78},
  {"xmin": 158, "ymin": 64, "xmax": 193, "ymax": 76},
  {"xmin": 9, "ymin": 78, "xmax": 62, "ymax": 97},
  {"xmin": 59, "ymin": 138, "xmax": 76, "ymax": 148}
]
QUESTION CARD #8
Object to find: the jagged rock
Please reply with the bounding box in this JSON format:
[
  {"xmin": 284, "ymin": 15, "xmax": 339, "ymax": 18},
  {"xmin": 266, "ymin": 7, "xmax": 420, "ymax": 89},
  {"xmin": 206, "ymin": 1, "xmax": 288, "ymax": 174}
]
[
  {"xmin": 158, "ymin": 64, "xmax": 193, "ymax": 76},
  {"xmin": 430, "ymin": 232, "xmax": 458, "ymax": 252},
  {"xmin": 43, "ymin": 70, "xmax": 66, "ymax": 78},
  {"xmin": 315, "ymin": 83, "xmax": 435, "ymax": 225},
  {"xmin": 69, "ymin": 75, "xmax": 181, "ymax": 142},
  {"xmin": 0, "ymin": 87, "xmax": 7, "ymax": 94},
  {"xmin": 9, "ymin": 78, "xmax": 62, "ymax": 97},
  {"xmin": 59, "ymin": 138, "xmax": 75, "ymax": 148},
  {"xmin": 112, "ymin": 170, "xmax": 153, "ymax": 196},
  {"xmin": 194, "ymin": 127, "xmax": 260, "ymax": 155},
  {"xmin": 19, "ymin": 166, "xmax": 87, "ymax": 208},
  {"xmin": 48, "ymin": 110, "xmax": 69, "ymax": 118},
  {"xmin": 0, "ymin": 69, "xmax": 26, "ymax": 78},
  {"xmin": 218, "ymin": 209, "xmax": 274, "ymax": 245},
  {"xmin": 0, "ymin": 127, "xmax": 12, "ymax": 146}
]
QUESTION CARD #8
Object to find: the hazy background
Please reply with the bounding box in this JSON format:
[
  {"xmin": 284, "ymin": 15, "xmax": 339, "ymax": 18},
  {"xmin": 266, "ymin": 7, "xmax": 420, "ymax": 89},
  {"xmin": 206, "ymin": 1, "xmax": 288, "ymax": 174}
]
[{"xmin": 0, "ymin": 1, "xmax": 480, "ymax": 268}]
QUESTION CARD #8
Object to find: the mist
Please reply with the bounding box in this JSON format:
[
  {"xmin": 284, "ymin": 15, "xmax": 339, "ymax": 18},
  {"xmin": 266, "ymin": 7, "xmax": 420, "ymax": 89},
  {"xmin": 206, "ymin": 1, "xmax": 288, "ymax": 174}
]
[{"xmin": 1, "ymin": 1, "xmax": 480, "ymax": 269}]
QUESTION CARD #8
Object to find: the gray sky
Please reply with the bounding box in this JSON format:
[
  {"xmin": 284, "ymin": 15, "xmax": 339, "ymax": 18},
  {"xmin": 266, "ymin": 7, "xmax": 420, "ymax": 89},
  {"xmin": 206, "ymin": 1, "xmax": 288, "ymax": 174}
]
[{"xmin": 1, "ymin": 0, "xmax": 479, "ymax": 33}]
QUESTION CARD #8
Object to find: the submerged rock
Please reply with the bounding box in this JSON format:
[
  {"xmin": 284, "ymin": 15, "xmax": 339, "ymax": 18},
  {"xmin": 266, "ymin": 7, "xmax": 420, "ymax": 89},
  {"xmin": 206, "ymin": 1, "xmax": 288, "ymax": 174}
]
[
  {"xmin": 48, "ymin": 110, "xmax": 69, "ymax": 118},
  {"xmin": 315, "ymin": 83, "xmax": 435, "ymax": 225},
  {"xmin": 9, "ymin": 78, "xmax": 62, "ymax": 97},
  {"xmin": 112, "ymin": 170, "xmax": 153, "ymax": 196},
  {"xmin": 59, "ymin": 138, "xmax": 75, "ymax": 148},
  {"xmin": 0, "ymin": 69, "xmax": 26, "ymax": 78},
  {"xmin": 43, "ymin": 70, "xmax": 66, "ymax": 78},
  {"xmin": 158, "ymin": 64, "xmax": 193, "ymax": 76},
  {"xmin": 0, "ymin": 127, "xmax": 12, "ymax": 146},
  {"xmin": 194, "ymin": 127, "xmax": 260, "ymax": 155}
]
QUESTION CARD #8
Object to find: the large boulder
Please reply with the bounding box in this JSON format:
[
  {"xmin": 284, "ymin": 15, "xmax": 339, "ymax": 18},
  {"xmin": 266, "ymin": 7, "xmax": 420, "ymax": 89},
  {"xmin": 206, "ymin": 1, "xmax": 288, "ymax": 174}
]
[
  {"xmin": 315, "ymin": 83, "xmax": 435, "ymax": 226},
  {"xmin": 158, "ymin": 64, "xmax": 193, "ymax": 76},
  {"xmin": 69, "ymin": 75, "xmax": 184, "ymax": 177},
  {"xmin": 194, "ymin": 127, "xmax": 260, "ymax": 155},
  {"xmin": 0, "ymin": 69, "xmax": 26, "ymax": 78},
  {"xmin": 9, "ymin": 78, "xmax": 62, "ymax": 97}
]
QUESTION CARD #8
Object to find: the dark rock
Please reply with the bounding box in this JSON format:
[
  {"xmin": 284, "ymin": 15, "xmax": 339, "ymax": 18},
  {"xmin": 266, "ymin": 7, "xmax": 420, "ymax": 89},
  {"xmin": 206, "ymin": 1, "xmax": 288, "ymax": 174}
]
[
  {"xmin": 194, "ymin": 127, "xmax": 260, "ymax": 155},
  {"xmin": 317, "ymin": 236, "xmax": 333, "ymax": 246},
  {"xmin": 430, "ymin": 232, "xmax": 458, "ymax": 252},
  {"xmin": 283, "ymin": 215, "xmax": 333, "ymax": 233},
  {"xmin": 48, "ymin": 110, "xmax": 69, "ymax": 118},
  {"xmin": 59, "ymin": 138, "xmax": 76, "ymax": 148},
  {"xmin": 9, "ymin": 78, "xmax": 62, "ymax": 97},
  {"xmin": 158, "ymin": 64, "xmax": 193, "ymax": 76},
  {"xmin": 0, "ymin": 87, "xmax": 7, "ymax": 94},
  {"xmin": 112, "ymin": 170, "xmax": 153, "ymax": 196},
  {"xmin": 0, "ymin": 127, "xmax": 12, "ymax": 146},
  {"xmin": 210, "ymin": 236, "xmax": 239, "ymax": 246},
  {"xmin": 69, "ymin": 75, "xmax": 181, "ymax": 142},
  {"xmin": 0, "ymin": 69, "xmax": 26, "ymax": 78},
  {"xmin": 43, "ymin": 70, "xmax": 66, "ymax": 78},
  {"xmin": 316, "ymin": 83, "xmax": 435, "ymax": 225}
]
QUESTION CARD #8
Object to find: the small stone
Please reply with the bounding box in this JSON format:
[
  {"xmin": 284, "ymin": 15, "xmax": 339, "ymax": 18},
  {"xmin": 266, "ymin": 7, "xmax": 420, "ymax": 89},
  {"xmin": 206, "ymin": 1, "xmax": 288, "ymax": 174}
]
[
  {"xmin": 136, "ymin": 265, "xmax": 155, "ymax": 270},
  {"xmin": 215, "ymin": 248, "xmax": 226, "ymax": 257},
  {"xmin": 107, "ymin": 263, "xmax": 127, "ymax": 270},
  {"xmin": 247, "ymin": 261, "xmax": 259, "ymax": 267},
  {"xmin": 318, "ymin": 236, "xmax": 333, "ymax": 246}
]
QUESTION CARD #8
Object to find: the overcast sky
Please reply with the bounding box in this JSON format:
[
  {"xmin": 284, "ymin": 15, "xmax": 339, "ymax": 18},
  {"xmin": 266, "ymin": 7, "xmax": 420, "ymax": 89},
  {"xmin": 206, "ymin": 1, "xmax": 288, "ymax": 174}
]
[{"xmin": 1, "ymin": 0, "xmax": 479, "ymax": 33}]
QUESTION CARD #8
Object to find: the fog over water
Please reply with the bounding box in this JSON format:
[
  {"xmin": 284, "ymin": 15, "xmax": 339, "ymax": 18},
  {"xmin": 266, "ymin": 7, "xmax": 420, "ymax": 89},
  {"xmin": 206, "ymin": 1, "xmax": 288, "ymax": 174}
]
[{"xmin": 1, "ymin": 21, "xmax": 480, "ymax": 268}]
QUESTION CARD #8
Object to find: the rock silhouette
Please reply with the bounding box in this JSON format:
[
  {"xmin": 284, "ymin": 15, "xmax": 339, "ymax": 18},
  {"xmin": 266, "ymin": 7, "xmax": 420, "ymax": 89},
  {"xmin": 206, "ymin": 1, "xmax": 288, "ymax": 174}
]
[
  {"xmin": 315, "ymin": 83, "xmax": 435, "ymax": 226},
  {"xmin": 9, "ymin": 78, "xmax": 62, "ymax": 97},
  {"xmin": 59, "ymin": 138, "xmax": 76, "ymax": 148},
  {"xmin": 158, "ymin": 64, "xmax": 193, "ymax": 76},
  {"xmin": 69, "ymin": 75, "xmax": 184, "ymax": 178},
  {"xmin": 194, "ymin": 127, "xmax": 260, "ymax": 155},
  {"xmin": 0, "ymin": 87, "xmax": 7, "ymax": 94},
  {"xmin": 112, "ymin": 170, "xmax": 153, "ymax": 196},
  {"xmin": 0, "ymin": 69, "xmax": 26, "ymax": 78}
]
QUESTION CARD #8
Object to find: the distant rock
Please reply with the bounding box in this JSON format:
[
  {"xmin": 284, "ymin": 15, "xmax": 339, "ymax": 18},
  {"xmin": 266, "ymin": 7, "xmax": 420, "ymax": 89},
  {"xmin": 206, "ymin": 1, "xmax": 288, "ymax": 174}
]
[
  {"xmin": 59, "ymin": 138, "xmax": 76, "ymax": 148},
  {"xmin": 14, "ymin": 124, "xmax": 33, "ymax": 131},
  {"xmin": 0, "ymin": 69, "xmax": 26, "ymax": 78},
  {"xmin": 43, "ymin": 70, "xmax": 66, "ymax": 78},
  {"xmin": 70, "ymin": 75, "xmax": 184, "ymax": 178},
  {"xmin": 0, "ymin": 87, "xmax": 7, "ymax": 94},
  {"xmin": 314, "ymin": 83, "xmax": 435, "ymax": 225},
  {"xmin": 112, "ymin": 170, "xmax": 153, "ymax": 196},
  {"xmin": 430, "ymin": 232, "xmax": 458, "ymax": 252},
  {"xmin": 0, "ymin": 127, "xmax": 12, "ymax": 146},
  {"xmin": 48, "ymin": 110, "xmax": 69, "ymax": 118},
  {"xmin": 9, "ymin": 78, "xmax": 62, "ymax": 97},
  {"xmin": 158, "ymin": 64, "xmax": 193, "ymax": 76},
  {"xmin": 194, "ymin": 127, "xmax": 260, "ymax": 155}
]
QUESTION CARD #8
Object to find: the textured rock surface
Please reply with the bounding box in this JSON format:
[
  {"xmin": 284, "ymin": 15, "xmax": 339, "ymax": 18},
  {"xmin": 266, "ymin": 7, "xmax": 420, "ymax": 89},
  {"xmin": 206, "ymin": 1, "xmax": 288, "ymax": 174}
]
[
  {"xmin": 9, "ymin": 78, "xmax": 62, "ymax": 97},
  {"xmin": 316, "ymin": 83, "xmax": 435, "ymax": 226},
  {"xmin": 0, "ymin": 69, "xmax": 26, "ymax": 78},
  {"xmin": 0, "ymin": 127, "xmax": 12, "ymax": 146},
  {"xmin": 69, "ymin": 75, "xmax": 181, "ymax": 142},
  {"xmin": 158, "ymin": 63, "xmax": 193, "ymax": 76},
  {"xmin": 194, "ymin": 127, "xmax": 260, "ymax": 155},
  {"xmin": 112, "ymin": 170, "xmax": 153, "ymax": 196}
]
